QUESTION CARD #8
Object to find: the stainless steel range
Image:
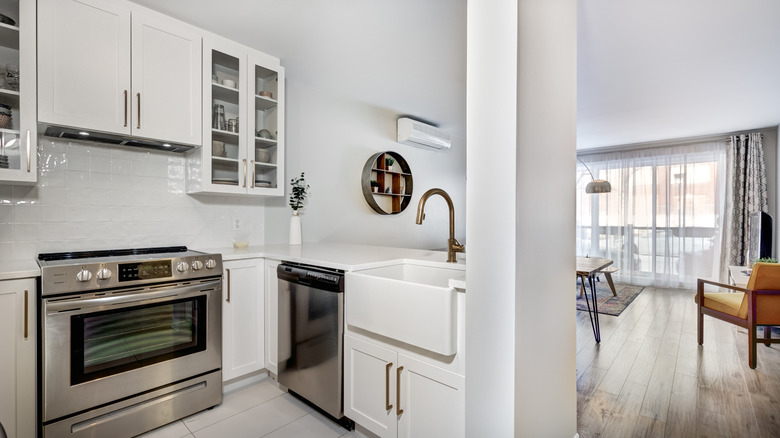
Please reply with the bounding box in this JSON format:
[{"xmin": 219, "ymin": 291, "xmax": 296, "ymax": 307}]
[{"xmin": 37, "ymin": 246, "xmax": 223, "ymax": 438}]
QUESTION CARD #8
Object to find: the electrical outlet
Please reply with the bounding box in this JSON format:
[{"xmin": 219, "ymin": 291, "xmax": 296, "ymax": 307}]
[{"xmin": 232, "ymin": 217, "xmax": 242, "ymax": 232}]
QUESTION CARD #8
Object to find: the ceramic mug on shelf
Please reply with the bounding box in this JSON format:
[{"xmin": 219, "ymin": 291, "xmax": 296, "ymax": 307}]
[
  {"xmin": 222, "ymin": 79, "xmax": 236, "ymax": 89},
  {"xmin": 255, "ymin": 148, "xmax": 270, "ymax": 163}
]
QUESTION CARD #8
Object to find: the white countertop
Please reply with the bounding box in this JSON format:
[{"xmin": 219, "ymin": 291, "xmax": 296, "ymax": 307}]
[
  {"xmin": 1, "ymin": 242, "xmax": 466, "ymax": 284},
  {"xmin": 0, "ymin": 259, "xmax": 41, "ymax": 281},
  {"xmin": 199, "ymin": 242, "xmax": 466, "ymax": 273}
]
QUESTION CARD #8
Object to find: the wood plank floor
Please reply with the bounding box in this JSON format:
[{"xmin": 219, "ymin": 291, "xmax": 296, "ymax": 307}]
[{"xmin": 577, "ymin": 285, "xmax": 780, "ymax": 438}]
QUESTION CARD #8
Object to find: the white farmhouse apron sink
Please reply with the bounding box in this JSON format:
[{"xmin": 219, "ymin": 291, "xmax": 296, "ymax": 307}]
[{"xmin": 345, "ymin": 262, "xmax": 465, "ymax": 356}]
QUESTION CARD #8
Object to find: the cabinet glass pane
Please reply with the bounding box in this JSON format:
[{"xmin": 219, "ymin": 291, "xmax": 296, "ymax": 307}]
[
  {"xmin": 0, "ymin": 0, "xmax": 25, "ymax": 176},
  {"xmin": 253, "ymin": 65, "xmax": 278, "ymax": 189},
  {"xmin": 211, "ymin": 50, "xmax": 240, "ymax": 186}
]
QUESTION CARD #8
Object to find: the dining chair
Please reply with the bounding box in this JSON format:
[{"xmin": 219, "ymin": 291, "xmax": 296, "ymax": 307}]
[{"xmin": 697, "ymin": 262, "xmax": 780, "ymax": 368}]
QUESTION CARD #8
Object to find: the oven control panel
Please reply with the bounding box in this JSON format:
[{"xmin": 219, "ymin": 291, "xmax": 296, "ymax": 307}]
[
  {"xmin": 119, "ymin": 260, "xmax": 173, "ymax": 282},
  {"xmin": 38, "ymin": 253, "xmax": 223, "ymax": 296}
]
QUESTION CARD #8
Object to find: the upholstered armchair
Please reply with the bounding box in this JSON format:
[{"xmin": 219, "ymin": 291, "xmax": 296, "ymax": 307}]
[{"xmin": 697, "ymin": 262, "xmax": 780, "ymax": 368}]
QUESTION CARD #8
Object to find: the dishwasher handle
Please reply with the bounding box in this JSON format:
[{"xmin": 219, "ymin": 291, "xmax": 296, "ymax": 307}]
[{"xmin": 277, "ymin": 263, "xmax": 344, "ymax": 292}]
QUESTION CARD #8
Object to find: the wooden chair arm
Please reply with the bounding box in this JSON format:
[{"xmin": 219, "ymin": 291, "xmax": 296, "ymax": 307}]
[{"xmin": 697, "ymin": 278, "xmax": 750, "ymax": 294}]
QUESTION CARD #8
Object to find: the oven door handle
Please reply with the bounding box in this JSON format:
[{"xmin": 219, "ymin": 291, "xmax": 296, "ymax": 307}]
[{"xmin": 45, "ymin": 280, "xmax": 221, "ymax": 314}]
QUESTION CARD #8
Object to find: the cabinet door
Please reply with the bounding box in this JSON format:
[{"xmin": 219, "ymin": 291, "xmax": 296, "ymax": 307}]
[
  {"xmin": 0, "ymin": 279, "xmax": 35, "ymax": 438},
  {"xmin": 246, "ymin": 52, "xmax": 284, "ymax": 196},
  {"xmin": 131, "ymin": 12, "xmax": 201, "ymax": 145},
  {"xmin": 397, "ymin": 354, "xmax": 465, "ymax": 438},
  {"xmin": 344, "ymin": 335, "xmax": 398, "ymax": 438},
  {"xmin": 264, "ymin": 259, "xmax": 280, "ymax": 374},
  {"xmin": 222, "ymin": 259, "xmax": 265, "ymax": 381},
  {"xmin": 38, "ymin": 0, "xmax": 132, "ymax": 135},
  {"xmin": 0, "ymin": 0, "xmax": 37, "ymax": 185}
]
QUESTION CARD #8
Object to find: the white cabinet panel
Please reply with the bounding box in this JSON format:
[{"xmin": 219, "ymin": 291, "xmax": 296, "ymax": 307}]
[
  {"xmin": 131, "ymin": 12, "xmax": 201, "ymax": 145},
  {"xmin": 38, "ymin": 0, "xmax": 131, "ymax": 135},
  {"xmin": 397, "ymin": 354, "xmax": 465, "ymax": 438},
  {"xmin": 0, "ymin": 278, "xmax": 35, "ymax": 438},
  {"xmin": 222, "ymin": 258, "xmax": 264, "ymax": 381},
  {"xmin": 264, "ymin": 259, "xmax": 280, "ymax": 374},
  {"xmin": 344, "ymin": 334, "xmax": 397, "ymax": 438}
]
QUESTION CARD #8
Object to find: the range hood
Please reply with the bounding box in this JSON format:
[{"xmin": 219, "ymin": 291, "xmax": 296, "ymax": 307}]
[{"xmin": 43, "ymin": 125, "xmax": 197, "ymax": 153}]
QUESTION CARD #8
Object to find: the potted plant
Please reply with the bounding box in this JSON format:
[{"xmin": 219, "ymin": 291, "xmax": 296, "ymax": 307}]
[
  {"xmin": 370, "ymin": 180, "xmax": 380, "ymax": 193},
  {"xmin": 288, "ymin": 172, "xmax": 309, "ymax": 245},
  {"xmin": 385, "ymin": 156, "xmax": 395, "ymax": 171}
]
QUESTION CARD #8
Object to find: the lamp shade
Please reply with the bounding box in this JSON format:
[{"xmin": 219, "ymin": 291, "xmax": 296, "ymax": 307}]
[{"xmin": 585, "ymin": 179, "xmax": 611, "ymax": 194}]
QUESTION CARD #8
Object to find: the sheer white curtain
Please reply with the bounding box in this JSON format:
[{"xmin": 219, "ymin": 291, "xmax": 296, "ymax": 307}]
[{"xmin": 576, "ymin": 141, "xmax": 727, "ymax": 288}]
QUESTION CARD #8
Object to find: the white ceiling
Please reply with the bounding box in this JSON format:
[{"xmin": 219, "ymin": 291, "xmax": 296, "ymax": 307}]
[
  {"xmin": 577, "ymin": 0, "xmax": 780, "ymax": 149},
  {"xmin": 129, "ymin": 0, "xmax": 780, "ymax": 151}
]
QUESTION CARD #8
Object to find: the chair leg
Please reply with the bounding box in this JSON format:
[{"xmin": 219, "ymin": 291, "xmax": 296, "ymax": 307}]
[
  {"xmin": 764, "ymin": 325, "xmax": 772, "ymax": 347},
  {"xmin": 749, "ymin": 325, "xmax": 757, "ymax": 369},
  {"xmin": 604, "ymin": 272, "xmax": 617, "ymax": 296},
  {"xmin": 697, "ymin": 307, "xmax": 704, "ymax": 345}
]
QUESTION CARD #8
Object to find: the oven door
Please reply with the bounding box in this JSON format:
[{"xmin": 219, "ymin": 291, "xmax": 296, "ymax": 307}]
[{"xmin": 42, "ymin": 279, "xmax": 222, "ymax": 423}]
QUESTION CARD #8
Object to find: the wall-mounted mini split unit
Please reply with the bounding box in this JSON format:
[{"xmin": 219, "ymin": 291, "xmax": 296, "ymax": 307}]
[{"xmin": 397, "ymin": 117, "xmax": 451, "ymax": 150}]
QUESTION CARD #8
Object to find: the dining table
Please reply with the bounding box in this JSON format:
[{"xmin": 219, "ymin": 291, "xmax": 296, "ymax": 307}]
[{"xmin": 576, "ymin": 256, "xmax": 613, "ymax": 343}]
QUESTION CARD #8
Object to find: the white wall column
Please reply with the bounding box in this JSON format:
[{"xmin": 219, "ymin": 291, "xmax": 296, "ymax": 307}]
[
  {"xmin": 515, "ymin": 0, "xmax": 577, "ymax": 436},
  {"xmin": 465, "ymin": 0, "xmax": 518, "ymax": 436}
]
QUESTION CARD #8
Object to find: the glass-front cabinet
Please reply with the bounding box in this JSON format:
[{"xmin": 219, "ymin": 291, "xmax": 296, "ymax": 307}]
[
  {"xmin": 187, "ymin": 35, "xmax": 284, "ymax": 196},
  {"xmin": 0, "ymin": 0, "xmax": 36, "ymax": 185}
]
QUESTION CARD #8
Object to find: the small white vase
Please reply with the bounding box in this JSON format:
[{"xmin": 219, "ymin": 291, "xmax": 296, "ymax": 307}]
[{"xmin": 289, "ymin": 212, "xmax": 302, "ymax": 245}]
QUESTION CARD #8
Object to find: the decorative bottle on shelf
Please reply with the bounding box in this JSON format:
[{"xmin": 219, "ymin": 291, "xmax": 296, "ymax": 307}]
[{"xmin": 212, "ymin": 104, "xmax": 226, "ymax": 131}]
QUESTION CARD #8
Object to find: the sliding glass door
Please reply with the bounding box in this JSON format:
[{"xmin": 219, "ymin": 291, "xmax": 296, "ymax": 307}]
[{"xmin": 576, "ymin": 142, "xmax": 727, "ymax": 288}]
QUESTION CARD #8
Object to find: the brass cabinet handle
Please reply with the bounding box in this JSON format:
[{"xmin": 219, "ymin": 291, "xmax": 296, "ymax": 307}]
[
  {"xmin": 251, "ymin": 161, "xmax": 255, "ymax": 188},
  {"xmin": 242, "ymin": 159, "xmax": 247, "ymax": 188},
  {"xmin": 396, "ymin": 366, "xmax": 404, "ymax": 415},
  {"xmin": 23, "ymin": 290, "xmax": 28, "ymax": 339},
  {"xmin": 385, "ymin": 362, "xmax": 393, "ymax": 411},
  {"xmin": 136, "ymin": 93, "xmax": 141, "ymax": 129},
  {"xmin": 25, "ymin": 130, "xmax": 30, "ymax": 173},
  {"xmin": 226, "ymin": 269, "xmax": 231, "ymax": 302},
  {"xmin": 123, "ymin": 90, "xmax": 128, "ymax": 127}
]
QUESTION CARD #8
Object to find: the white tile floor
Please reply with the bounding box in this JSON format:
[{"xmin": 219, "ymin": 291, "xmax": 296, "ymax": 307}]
[{"xmin": 136, "ymin": 377, "xmax": 370, "ymax": 438}]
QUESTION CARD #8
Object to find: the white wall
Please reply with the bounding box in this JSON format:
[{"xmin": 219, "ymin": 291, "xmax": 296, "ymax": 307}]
[
  {"xmin": 0, "ymin": 138, "xmax": 264, "ymax": 261},
  {"xmin": 263, "ymin": 81, "xmax": 467, "ymax": 248}
]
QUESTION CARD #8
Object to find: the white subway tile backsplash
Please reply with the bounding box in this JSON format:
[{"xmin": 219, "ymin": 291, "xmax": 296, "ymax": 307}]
[{"xmin": 0, "ymin": 137, "xmax": 265, "ymax": 261}]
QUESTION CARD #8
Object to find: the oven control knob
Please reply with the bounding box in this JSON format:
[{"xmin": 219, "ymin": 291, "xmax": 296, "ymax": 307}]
[
  {"xmin": 97, "ymin": 268, "xmax": 112, "ymax": 280},
  {"xmin": 205, "ymin": 259, "xmax": 217, "ymax": 269},
  {"xmin": 76, "ymin": 269, "xmax": 93, "ymax": 282},
  {"xmin": 191, "ymin": 260, "xmax": 204, "ymax": 271},
  {"xmin": 177, "ymin": 261, "xmax": 190, "ymax": 272}
]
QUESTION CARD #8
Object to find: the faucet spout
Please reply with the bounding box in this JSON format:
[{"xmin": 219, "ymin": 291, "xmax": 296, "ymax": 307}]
[{"xmin": 416, "ymin": 188, "xmax": 465, "ymax": 263}]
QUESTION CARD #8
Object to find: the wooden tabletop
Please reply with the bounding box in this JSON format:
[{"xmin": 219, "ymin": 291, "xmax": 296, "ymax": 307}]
[{"xmin": 576, "ymin": 257, "xmax": 613, "ymax": 276}]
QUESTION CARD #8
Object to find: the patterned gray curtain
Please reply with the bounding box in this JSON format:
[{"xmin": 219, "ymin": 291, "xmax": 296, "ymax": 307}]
[{"xmin": 721, "ymin": 132, "xmax": 768, "ymax": 275}]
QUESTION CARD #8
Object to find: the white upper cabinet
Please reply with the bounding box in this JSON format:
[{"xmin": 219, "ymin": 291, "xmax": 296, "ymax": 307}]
[
  {"xmin": 130, "ymin": 12, "xmax": 201, "ymax": 145},
  {"xmin": 186, "ymin": 35, "xmax": 284, "ymax": 196},
  {"xmin": 0, "ymin": 0, "xmax": 37, "ymax": 185},
  {"xmin": 37, "ymin": 0, "xmax": 201, "ymax": 146}
]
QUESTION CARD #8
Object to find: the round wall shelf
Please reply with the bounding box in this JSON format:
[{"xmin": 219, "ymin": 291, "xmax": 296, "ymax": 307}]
[{"xmin": 361, "ymin": 151, "xmax": 413, "ymax": 215}]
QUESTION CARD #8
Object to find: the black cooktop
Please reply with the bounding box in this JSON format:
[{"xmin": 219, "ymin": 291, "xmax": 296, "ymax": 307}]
[{"xmin": 38, "ymin": 246, "xmax": 189, "ymax": 262}]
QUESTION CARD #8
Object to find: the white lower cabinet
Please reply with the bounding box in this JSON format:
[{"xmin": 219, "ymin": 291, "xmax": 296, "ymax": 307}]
[
  {"xmin": 222, "ymin": 258, "xmax": 265, "ymax": 381},
  {"xmin": 264, "ymin": 259, "xmax": 280, "ymax": 375},
  {"xmin": 345, "ymin": 334, "xmax": 465, "ymax": 438},
  {"xmin": 0, "ymin": 278, "xmax": 36, "ymax": 438}
]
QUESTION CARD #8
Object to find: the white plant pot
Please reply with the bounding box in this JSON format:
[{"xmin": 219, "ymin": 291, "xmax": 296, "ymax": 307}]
[{"xmin": 289, "ymin": 213, "xmax": 302, "ymax": 245}]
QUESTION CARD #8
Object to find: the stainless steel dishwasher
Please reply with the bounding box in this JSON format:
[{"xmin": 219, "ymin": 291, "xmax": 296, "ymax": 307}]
[{"xmin": 277, "ymin": 262, "xmax": 353, "ymax": 428}]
